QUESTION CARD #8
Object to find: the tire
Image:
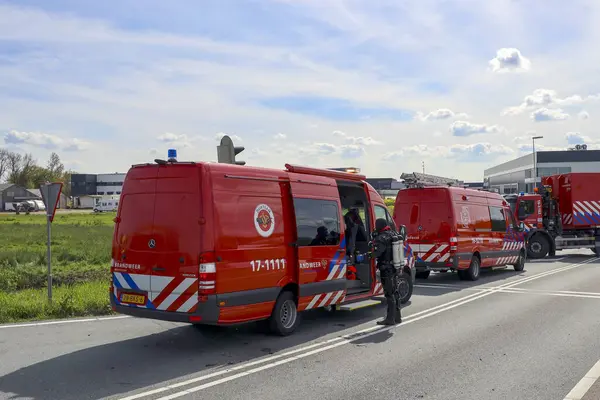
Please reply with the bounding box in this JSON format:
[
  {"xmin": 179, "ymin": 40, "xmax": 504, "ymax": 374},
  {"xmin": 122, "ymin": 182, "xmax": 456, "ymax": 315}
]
[
  {"xmin": 513, "ymin": 250, "xmax": 525, "ymax": 272},
  {"xmin": 268, "ymin": 291, "xmax": 299, "ymax": 336},
  {"xmin": 459, "ymin": 256, "xmax": 480, "ymax": 281},
  {"xmin": 415, "ymin": 271, "xmax": 430, "ymax": 279},
  {"xmin": 527, "ymin": 235, "xmax": 549, "ymax": 259},
  {"xmin": 397, "ymin": 271, "xmax": 413, "ymax": 304}
]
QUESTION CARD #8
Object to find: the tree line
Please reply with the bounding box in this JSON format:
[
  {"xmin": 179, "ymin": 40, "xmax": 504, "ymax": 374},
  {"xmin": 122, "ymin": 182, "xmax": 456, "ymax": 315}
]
[{"xmin": 0, "ymin": 149, "xmax": 75, "ymax": 197}]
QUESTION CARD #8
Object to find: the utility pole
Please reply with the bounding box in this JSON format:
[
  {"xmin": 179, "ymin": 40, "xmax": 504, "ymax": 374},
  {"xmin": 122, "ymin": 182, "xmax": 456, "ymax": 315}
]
[
  {"xmin": 422, "ymin": 161, "xmax": 425, "ymax": 174},
  {"xmin": 532, "ymin": 135, "xmax": 543, "ymax": 190}
]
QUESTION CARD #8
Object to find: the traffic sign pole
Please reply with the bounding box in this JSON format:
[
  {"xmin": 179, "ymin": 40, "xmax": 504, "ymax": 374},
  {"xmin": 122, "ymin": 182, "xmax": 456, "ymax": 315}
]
[
  {"xmin": 46, "ymin": 213, "xmax": 52, "ymax": 303},
  {"xmin": 39, "ymin": 182, "xmax": 63, "ymax": 303}
]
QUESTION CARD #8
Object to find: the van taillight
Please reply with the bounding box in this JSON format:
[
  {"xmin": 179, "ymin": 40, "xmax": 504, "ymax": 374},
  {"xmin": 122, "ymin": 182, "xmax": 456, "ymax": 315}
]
[
  {"xmin": 199, "ymin": 252, "xmax": 216, "ymax": 296},
  {"xmin": 450, "ymin": 237, "xmax": 458, "ymax": 252}
]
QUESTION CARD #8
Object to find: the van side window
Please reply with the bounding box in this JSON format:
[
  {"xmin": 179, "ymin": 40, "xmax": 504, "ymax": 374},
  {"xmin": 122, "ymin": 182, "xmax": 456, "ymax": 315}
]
[
  {"xmin": 375, "ymin": 205, "xmax": 397, "ymax": 231},
  {"xmin": 294, "ymin": 198, "xmax": 341, "ymax": 247},
  {"xmin": 489, "ymin": 206, "xmax": 507, "ymax": 232}
]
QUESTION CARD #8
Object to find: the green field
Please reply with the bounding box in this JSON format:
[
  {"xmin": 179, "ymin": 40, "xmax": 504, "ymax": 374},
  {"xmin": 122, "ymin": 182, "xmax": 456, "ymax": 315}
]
[
  {"xmin": 0, "ymin": 203, "xmax": 398, "ymax": 324},
  {"xmin": 0, "ymin": 212, "xmax": 115, "ymax": 323}
]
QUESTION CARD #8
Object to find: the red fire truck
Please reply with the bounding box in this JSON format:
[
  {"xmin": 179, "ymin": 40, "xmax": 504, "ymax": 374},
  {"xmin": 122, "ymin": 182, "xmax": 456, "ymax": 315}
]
[
  {"xmin": 503, "ymin": 172, "xmax": 600, "ymax": 259},
  {"xmin": 109, "ymin": 158, "xmax": 416, "ymax": 336}
]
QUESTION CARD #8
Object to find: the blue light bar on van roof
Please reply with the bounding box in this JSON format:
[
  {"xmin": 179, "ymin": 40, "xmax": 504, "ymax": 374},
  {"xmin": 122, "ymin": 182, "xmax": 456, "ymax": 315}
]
[
  {"xmin": 519, "ymin": 192, "xmax": 525, "ymax": 196},
  {"xmin": 168, "ymin": 148, "xmax": 177, "ymax": 161}
]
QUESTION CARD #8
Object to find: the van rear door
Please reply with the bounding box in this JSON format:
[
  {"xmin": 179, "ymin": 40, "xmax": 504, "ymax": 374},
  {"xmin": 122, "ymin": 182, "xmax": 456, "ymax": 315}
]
[
  {"xmin": 113, "ymin": 163, "xmax": 201, "ymax": 314},
  {"xmin": 418, "ymin": 189, "xmax": 453, "ymax": 263}
]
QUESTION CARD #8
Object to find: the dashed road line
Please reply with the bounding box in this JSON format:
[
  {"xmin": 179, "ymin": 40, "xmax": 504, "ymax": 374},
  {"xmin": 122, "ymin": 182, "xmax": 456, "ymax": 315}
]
[{"xmin": 0, "ymin": 315, "xmax": 130, "ymax": 329}]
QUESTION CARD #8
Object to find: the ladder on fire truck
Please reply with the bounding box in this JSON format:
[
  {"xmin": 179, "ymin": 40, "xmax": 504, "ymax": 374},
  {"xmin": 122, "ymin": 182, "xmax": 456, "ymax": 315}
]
[{"xmin": 400, "ymin": 172, "xmax": 462, "ymax": 188}]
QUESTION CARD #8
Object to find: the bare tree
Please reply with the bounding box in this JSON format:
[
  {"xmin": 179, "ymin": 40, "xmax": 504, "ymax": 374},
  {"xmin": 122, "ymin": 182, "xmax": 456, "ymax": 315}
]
[{"xmin": 0, "ymin": 149, "xmax": 9, "ymax": 183}]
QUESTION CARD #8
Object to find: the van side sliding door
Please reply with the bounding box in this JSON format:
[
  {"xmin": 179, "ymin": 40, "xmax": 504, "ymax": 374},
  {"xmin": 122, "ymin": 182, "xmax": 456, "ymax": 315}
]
[{"xmin": 288, "ymin": 173, "xmax": 347, "ymax": 311}]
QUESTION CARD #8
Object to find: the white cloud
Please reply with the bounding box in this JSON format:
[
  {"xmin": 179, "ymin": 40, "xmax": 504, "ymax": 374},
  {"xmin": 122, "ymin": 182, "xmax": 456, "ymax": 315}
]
[
  {"xmin": 331, "ymin": 130, "xmax": 381, "ymax": 146},
  {"xmin": 384, "ymin": 142, "xmax": 514, "ymax": 161},
  {"xmin": 3, "ymin": 130, "xmax": 90, "ymax": 151},
  {"xmin": 274, "ymin": 133, "xmax": 287, "ymax": 139},
  {"xmin": 488, "ymin": 48, "xmax": 531, "ymax": 73},
  {"xmin": 416, "ymin": 108, "xmax": 469, "ymax": 121},
  {"xmin": 157, "ymin": 132, "xmax": 194, "ymax": 148},
  {"xmin": 215, "ymin": 132, "xmax": 243, "ymax": 143},
  {"xmin": 578, "ymin": 110, "xmax": 590, "ymax": 120},
  {"xmin": 566, "ymin": 132, "xmax": 596, "ymax": 145},
  {"xmin": 450, "ymin": 121, "xmax": 503, "ymax": 136},
  {"xmin": 531, "ymin": 108, "xmax": 569, "ymax": 122},
  {"xmin": 502, "ymin": 89, "xmax": 600, "ymax": 115}
]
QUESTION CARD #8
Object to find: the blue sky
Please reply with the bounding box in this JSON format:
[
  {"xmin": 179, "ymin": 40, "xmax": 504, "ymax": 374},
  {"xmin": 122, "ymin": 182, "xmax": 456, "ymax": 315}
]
[{"xmin": 0, "ymin": 0, "xmax": 599, "ymax": 180}]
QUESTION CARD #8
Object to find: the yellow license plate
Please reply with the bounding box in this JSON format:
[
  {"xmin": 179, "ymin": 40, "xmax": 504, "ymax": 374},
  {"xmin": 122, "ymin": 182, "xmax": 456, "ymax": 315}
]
[{"xmin": 120, "ymin": 293, "xmax": 146, "ymax": 305}]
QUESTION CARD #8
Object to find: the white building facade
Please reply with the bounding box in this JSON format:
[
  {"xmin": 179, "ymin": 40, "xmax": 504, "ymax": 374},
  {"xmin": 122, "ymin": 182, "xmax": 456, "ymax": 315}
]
[
  {"xmin": 484, "ymin": 150, "xmax": 600, "ymax": 194},
  {"xmin": 96, "ymin": 173, "xmax": 126, "ymax": 196}
]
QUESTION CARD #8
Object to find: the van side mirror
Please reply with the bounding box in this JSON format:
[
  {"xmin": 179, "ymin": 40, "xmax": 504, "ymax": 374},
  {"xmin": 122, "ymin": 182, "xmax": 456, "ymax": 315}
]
[
  {"xmin": 519, "ymin": 222, "xmax": 526, "ymax": 231},
  {"xmin": 398, "ymin": 225, "xmax": 407, "ymax": 240}
]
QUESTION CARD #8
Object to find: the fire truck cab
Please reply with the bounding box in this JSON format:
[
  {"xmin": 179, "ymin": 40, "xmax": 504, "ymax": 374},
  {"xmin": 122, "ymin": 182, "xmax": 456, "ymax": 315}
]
[
  {"xmin": 110, "ymin": 158, "xmax": 416, "ymax": 336},
  {"xmin": 504, "ymin": 172, "xmax": 600, "ymax": 258}
]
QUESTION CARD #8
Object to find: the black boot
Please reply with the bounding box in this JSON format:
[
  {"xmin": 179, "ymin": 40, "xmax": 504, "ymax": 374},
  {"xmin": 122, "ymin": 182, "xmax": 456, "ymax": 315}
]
[
  {"xmin": 377, "ymin": 299, "xmax": 398, "ymax": 325},
  {"xmin": 395, "ymin": 307, "xmax": 402, "ymax": 324}
]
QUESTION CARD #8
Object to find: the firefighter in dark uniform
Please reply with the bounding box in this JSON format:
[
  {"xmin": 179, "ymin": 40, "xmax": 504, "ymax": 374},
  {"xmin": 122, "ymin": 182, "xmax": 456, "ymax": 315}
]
[{"xmin": 370, "ymin": 218, "xmax": 402, "ymax": 325}]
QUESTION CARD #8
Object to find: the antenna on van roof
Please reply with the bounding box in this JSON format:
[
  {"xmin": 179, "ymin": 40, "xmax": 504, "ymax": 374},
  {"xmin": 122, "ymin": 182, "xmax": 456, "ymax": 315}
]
[{"xmin": 401, "ymin": 172, "xmax": 462, "ymax": 188}]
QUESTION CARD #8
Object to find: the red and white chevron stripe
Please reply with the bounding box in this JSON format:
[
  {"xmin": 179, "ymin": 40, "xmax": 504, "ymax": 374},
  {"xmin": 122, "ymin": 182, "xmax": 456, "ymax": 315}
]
[
  {"xmin": 562, "ymin": 213, "xmax": 573, "ymax": 225},
  {"xmin": 496, "ymin": 256, "xmax": 520, "ymax": 265},
  {"xmin": 373, "ymin": 282, "xmax": 384, "ymax": 296},
  {"xmin": 413, "ymin": 243, "xmax": 450, "ymax": 262},
  {"xmin": 326, "ymin": 259, "xmax": 347, "ymax": 281},
  {"xmin": 502, "ymin": 241, "xmax": 523, "ymax": 251},
  {"xmin": 303, "ymin": 290, "xmax": 346, "ymax": 310},
  {"xmin": 573, "ymin": 200, "xmax": 600, "ymax": 216},
  {"xmin": 112, "ymin": 271, "xmax": 199, "ymax": 313}
]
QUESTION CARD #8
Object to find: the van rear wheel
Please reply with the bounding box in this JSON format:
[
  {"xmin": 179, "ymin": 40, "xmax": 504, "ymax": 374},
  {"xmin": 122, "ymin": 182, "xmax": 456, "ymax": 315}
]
[
  {"xmin": 269, "ymin": 291, "xmax": 299, "ymax": 336},
  {"xmin": 397, "ymin": 271, "xmax": 413, "ymax": 304},
  {"xmin": 459, "ymin": 256, "xmax": 480, "ymax": 281}
]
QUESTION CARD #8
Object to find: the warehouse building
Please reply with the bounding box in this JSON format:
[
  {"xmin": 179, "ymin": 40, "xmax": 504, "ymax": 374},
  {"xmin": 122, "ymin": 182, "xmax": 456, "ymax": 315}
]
[{"xmin": 483, "ymin": 149, "xmax": 600, "ymax": 194}]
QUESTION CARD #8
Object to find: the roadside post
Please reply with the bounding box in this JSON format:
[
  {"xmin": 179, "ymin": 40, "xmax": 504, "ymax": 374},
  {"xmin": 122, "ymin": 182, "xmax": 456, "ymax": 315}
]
[{"xmin": 39, "ymin": 182, "xmax": 63, "ymax": 303}]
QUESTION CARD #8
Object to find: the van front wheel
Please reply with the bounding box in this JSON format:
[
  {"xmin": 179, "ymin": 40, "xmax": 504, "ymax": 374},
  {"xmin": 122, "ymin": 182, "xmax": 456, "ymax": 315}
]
[{"xmin": 269, "ymin": 291, "xmax": 299, "ymax": 336}]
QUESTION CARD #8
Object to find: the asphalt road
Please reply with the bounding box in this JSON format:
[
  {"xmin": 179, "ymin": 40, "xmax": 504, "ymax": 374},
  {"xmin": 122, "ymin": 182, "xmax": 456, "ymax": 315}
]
[{"xmin": 1, "ymin": 251, "xmax": 599, "ymax": 400}]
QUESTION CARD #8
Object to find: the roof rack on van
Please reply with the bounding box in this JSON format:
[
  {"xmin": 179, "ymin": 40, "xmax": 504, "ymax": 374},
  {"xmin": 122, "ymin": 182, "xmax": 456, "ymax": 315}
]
[
  {"xmin": 400, "ymin": 172, "xmax": 461, "ymax": 188},
  {"xmin": 285, "ymin": 164, "xmax": 367, "ymax": 181}
]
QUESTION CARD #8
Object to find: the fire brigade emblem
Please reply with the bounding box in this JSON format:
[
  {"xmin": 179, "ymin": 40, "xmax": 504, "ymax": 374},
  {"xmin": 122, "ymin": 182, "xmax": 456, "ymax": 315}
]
[
  {"xmin": 321, "ymin": 259, "xmax": 328, "ymax": 268},
  {"xmin": 254, "ymin": 204, "xmax": 275, "ymax": 238},
  {"xmin": 460, "ymin": 206, "xmax": 470, "ymax": 228}
]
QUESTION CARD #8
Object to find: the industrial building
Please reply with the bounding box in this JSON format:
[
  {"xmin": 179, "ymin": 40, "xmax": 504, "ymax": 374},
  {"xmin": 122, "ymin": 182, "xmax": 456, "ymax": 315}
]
[
  {"xmin": 483, "ymin": 149, "xmax": 600, "ymax": 194},
  {"xmin": 70, "ymin": 173, "xmax": 125, "ymax": 208}
]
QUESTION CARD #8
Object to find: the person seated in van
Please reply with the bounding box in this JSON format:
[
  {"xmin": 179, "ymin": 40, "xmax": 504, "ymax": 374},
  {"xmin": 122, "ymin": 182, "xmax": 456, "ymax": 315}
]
[
  {"xmin": 310, "ymin": 226, "xmax": 330, "ymax": 246},
  {"xmin": 345, "ymin": 208, "xmax": 367, "ymax": 241}
]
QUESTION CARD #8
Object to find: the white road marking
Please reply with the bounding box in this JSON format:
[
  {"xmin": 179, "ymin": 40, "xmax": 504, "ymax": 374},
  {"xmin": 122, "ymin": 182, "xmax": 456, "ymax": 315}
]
[
  {"xmin": 0, "ymin": 315, "xmax": 130, "ymax": 329},
  {"xmin": 563, "ymin": 358, "xmax": 600, "ymax": 399},
  {"xmin": 417, "ymin": 285, "xmax": 600, "ymax": 299},
  {"xmin": 121, "ymin": 257, "xmax": 598, "ymax": 400}
]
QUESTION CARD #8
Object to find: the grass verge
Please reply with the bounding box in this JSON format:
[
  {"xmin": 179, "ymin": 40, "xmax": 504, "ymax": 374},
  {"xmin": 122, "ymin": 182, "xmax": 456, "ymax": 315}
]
[{"xmin": 0, "ymin": 280, "xmax": 113, "ymax": 324}]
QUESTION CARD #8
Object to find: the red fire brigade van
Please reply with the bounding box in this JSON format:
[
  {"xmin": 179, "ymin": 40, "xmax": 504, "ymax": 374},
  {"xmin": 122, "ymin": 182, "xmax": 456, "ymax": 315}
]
[
  {"xmin": 393, "ymin": 178, "xmax": 527, "ymax": 281},
  {"xmin": 110, "ymin": 161, "xmax": 416, "ymax": 335}
]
